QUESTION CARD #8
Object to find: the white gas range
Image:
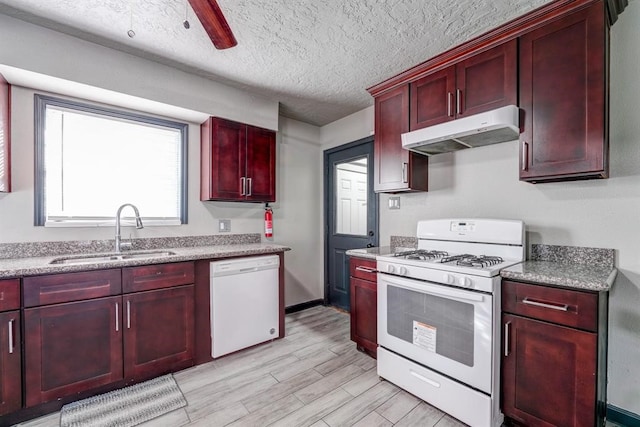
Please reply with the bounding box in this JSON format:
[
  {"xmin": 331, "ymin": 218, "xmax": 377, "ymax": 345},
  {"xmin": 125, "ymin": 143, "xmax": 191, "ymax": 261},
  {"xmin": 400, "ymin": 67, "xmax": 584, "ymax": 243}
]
[{"xmin": 376, "ymin": 218, "xmax": 525, "ymax": 427}]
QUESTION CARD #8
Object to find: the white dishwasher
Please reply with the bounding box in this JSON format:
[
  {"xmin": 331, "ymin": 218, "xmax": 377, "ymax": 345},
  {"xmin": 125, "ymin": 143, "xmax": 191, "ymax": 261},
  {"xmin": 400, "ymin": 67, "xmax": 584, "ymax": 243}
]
[{"xmin": 210, "ymin": 255, "xmax": 280, "ymax": 358}]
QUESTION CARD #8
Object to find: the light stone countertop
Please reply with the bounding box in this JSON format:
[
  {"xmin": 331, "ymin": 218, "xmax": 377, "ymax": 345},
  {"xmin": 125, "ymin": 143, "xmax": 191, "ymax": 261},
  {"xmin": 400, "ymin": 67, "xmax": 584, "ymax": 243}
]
[
  {"xmin": 501, "ymin": 261, "xmax": 617, "ymax": 291},
  {"xmin": 345, "ymin": 246, "xmax": 394, "ymax": 260},
  {"xmin": 0, "ymin": 243, "xmax": 291, "ymax": 279}
]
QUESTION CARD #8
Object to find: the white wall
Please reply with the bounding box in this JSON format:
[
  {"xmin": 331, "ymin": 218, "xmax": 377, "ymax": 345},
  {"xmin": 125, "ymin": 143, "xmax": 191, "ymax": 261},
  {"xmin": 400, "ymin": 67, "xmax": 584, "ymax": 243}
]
[
  {"xmin": 0, "ymin": 14, "xmax": 326, "ymax": 309},
  {"xmin": 318, "ymin": 2, "xmax": 640, "ymax": 414}
]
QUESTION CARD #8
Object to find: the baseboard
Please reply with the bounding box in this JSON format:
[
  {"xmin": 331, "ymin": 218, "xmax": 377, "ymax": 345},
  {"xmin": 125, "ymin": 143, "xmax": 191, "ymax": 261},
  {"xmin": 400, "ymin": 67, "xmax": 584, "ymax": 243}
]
[
  {"xmin": 608, "ymin": 404, "xmax": 640, "ymax": 426},
  {"xmin": 285, "ymin": 299, "xmax": 324, "ymax": 314}
]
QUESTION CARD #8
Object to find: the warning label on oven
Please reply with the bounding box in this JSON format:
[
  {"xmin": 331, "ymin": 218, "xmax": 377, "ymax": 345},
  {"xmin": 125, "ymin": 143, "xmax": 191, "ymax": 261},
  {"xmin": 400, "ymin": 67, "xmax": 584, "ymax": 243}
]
[{"xmin": 413, "ymin": 321, "xmax": 437, "ymax": 352}]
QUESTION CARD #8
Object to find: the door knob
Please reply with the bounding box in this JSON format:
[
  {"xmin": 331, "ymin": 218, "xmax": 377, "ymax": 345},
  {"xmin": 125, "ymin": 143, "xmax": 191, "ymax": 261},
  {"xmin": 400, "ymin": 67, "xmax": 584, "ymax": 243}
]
[{"xmin": 366, "ymin": 243, "xmax": 374, "ymax": 248}]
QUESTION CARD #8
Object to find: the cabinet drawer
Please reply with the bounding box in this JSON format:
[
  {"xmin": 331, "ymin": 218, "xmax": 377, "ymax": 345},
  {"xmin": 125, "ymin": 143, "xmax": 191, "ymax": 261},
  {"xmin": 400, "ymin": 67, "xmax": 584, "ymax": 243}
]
[
  {"xmin": 23, "ymin": 270, "xmax": 122, "ymax": 307},
  {"xmin": 0, "ymin": 279, "xmax": 20, "ymax": 311},
  {"xmin": 502, "ymin": 280, "xmax": 598, "ymax": 332},
  {"xmin": 123, "ymin": 262, "xmax": 195, "ymax": 293},
  {"xmin": 349, "ymin": 258, "xmax": 377, "ymax": 282}
]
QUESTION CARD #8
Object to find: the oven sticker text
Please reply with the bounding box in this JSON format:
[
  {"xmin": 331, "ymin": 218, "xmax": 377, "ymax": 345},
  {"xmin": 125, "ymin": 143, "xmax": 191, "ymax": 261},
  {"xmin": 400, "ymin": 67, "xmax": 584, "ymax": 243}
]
[{"xmin": 413, "ymin": 321, "xmax": 437, "ymax": 352}]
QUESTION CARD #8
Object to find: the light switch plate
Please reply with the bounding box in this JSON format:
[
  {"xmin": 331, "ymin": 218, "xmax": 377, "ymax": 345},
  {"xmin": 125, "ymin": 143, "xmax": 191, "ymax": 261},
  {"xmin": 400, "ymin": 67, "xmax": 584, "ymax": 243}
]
[
  {"xmin": 219, "ymin": 219, "xmax": 231, "ymax": 232},
  {"xmin": 389, "ymin": 197, "xmax": 400, "ymax": 210}
]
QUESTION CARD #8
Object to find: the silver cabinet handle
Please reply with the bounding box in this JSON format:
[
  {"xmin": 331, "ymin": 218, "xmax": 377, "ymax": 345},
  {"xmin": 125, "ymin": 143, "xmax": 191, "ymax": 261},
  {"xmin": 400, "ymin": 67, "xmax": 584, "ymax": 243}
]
[
  {"xmin": 402, "ymin": 162, "xmax": 408, "ymax": 183},
  {"xmin": 447, "ymin": 92, "xmax": 454, "ymax": 117},
  {"xmin": 522, "ymin": 297, "xmax": 569, "ymax": 312},
  {"xmin": 247, "ymin": 178, "xmax": 252, "ymax": 196},
  {"xmin": 504, "ymin": 321, "xmax": 511, "ymax": 357},
  {"xmin": 521, "ymin": 141, "xmax": 528, "ymax": 171},
  {"xmin": 355, "ymin": 266, "xmax": 376, "ymax": 273},
  {"xmin": 456, "ymin": 89, "xmax": 462, "ymax": 115},
  {"xmin": 240, "ymin": 177, "xmax": 246, "ymax": 196},
  {"xmin": 115, "ymin": 302, "xmax": 119, "ymax": 332},
  {"xmin": 8, "ymin": 318, "xmax": 14, "ymax": 354},
  {"xmin": 127, "ymin": 300, "xmax": 131, "ymax": 329}
]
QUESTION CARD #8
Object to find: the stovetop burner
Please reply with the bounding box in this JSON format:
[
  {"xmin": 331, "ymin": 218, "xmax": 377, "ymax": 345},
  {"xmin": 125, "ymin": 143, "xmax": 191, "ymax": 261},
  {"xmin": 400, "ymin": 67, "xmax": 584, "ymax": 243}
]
[
  {"xmin": 394, "ymin": 250, "xmax": 448, "ymax": 260},
  {"xmin": 440, "ymin": 254, "xmax": 504, "ymax": 268}
]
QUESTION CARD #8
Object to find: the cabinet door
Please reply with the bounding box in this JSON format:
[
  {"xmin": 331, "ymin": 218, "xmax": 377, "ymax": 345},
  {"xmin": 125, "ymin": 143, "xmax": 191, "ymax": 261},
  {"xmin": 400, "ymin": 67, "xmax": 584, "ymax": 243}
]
[
  {"xmin": 0, "ymin": 73, "xmax": 9, "ymax": 193},
  {"xmin": 24, "ymin": 296, "xmax": 123, "ymax": 406},
  {"xmin": 245, "ymin": 125, "xmax": 276, "ymax": 202},
  {"xmin": 350, "ymin": 277, "xmax": 377, "ymax": 358},
  {"xmin": 201, "ymin": 117, "xmax": 246, "ymax": 201},
  {"xmin": 374, "ymin": 86, "xmax": 429, "ymax": 192},
  {"xmin": 0, "ymin": 311, "xmax": 21, "ymax": 415},
  {"xmin": 456, "ymin": 39, "xmax": 517, "ymax": 118},
  {"xmin": 519, "ymin": 3, "xmax": 607, "ymax": 182},
  {"xmin": 502, "ymin": 314, "xmax": 597, "ymax": 427},
  {"xmin": 123, "ymin": 286, "xmax": 194, "ymax": 381},
  {"xmin": 410, "ymin": 67, "xmax": 456, "ymax": 130}
]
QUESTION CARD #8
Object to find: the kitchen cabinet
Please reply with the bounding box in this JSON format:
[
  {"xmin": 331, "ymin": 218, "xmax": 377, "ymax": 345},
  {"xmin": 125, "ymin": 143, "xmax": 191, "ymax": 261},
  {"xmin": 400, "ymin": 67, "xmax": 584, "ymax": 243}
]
[
  {"xmin": 349, "ymin": 257, "xmax": 377, "ymax": 358},
  {"xmin": 410, "ymin": 40, "xmax": 517, "ymax": 130},
  {"xmin": 22, "ymin": 263, "xmax": 195, "ymax": 406},
  {"xmin": 0, "ymin": 279, "xmax": 20, "ymax": 416},
  {"xmin": 519, "ymin": 2, "xmax": 608, "ymax": 182},
  {"xmin": 200, "ymin": 117, "xmax": 276, "ymax": 202},
  {"xmin": 23, "ymin": 270, "xmax": 123, "ymax": 406},
  {"xmin": 0, "ymin": 72, "xmax": 10, "ymax": 193},
  {"xmin": 122, "ymin": 263, "xmax": 195, "ymax": 381},
  {"xmin": 501, "ymin": 280, "xmax": 607, "ymax": 427},
  {"xmin": 374, "ymin": 85, "xmax": 429, "ymax": 193}
]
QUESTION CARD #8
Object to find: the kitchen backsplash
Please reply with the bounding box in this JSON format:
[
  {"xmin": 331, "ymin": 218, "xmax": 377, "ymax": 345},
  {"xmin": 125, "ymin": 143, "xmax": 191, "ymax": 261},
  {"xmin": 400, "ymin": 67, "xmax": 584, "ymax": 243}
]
[
  {"xmin": 0, "ymin": 233, "xmax": 261, "ymax": 259},
  {"xmin": 390, "ymin": 235, "xmax": 417, "ymax": 250},
  {"xmin": 530, "ymin": 244, "xmax": 615, "ymax": 269}
]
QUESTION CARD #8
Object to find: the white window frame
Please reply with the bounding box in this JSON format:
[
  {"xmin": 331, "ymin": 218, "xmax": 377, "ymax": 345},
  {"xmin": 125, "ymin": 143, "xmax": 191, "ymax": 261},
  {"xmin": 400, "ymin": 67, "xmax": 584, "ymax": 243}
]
[{"xmin": 34, "ymin": 94, "xmax": 188, "ymax": 227}]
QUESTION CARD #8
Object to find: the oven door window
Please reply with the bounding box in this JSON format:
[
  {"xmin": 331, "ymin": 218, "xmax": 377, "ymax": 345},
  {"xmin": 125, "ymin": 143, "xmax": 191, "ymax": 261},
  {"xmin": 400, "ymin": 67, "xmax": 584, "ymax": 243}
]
[{"xmin": 387, "ymin": 284, "xmax": 475, "ymax": 366}]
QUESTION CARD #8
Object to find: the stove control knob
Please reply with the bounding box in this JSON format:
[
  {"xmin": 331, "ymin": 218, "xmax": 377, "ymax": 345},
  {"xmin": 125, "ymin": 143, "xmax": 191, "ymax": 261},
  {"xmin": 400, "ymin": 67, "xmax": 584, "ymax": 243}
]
[
  {"xmin": 443, "ymin": 274, "xmax": 455, "ymax": 284},
  {"xmin": 387, "ymin": 264, "xmax": 396, "ymax": 274},
  {"xmin": 458, "ymin": 277, "xmax": 473, "ymax": 288},
  {"xmin": 399, "ymin": 266, "xmax": 408, "ymax": 276}
]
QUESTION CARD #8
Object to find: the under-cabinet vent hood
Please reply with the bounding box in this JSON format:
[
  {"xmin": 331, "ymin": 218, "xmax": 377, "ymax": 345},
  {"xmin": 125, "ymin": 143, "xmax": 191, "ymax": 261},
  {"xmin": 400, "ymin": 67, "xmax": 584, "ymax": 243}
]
[{"xmin": 401, "ymin": 105, "xmax": 520, "ymax": 156}]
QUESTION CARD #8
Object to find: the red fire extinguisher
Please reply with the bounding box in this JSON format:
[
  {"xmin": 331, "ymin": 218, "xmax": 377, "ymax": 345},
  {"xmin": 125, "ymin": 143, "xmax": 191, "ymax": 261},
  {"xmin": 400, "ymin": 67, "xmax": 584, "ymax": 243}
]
[{"xmin": 264, "ymin": 203, "xmax": 273, "ymax": 238}]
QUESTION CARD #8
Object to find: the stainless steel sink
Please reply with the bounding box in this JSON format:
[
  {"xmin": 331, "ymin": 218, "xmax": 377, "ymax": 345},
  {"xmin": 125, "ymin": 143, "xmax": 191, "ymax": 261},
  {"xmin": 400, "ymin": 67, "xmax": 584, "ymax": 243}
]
[{"xmin": 50, "ymin": 250, "xmax": 176, "ymax": 265}]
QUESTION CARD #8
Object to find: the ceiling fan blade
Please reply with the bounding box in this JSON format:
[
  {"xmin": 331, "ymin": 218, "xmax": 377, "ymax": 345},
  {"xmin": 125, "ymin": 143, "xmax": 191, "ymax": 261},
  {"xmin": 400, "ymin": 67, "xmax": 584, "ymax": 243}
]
[{"xmin": 187, "ymin": 0, "xmax": 237, "ymax": 49}]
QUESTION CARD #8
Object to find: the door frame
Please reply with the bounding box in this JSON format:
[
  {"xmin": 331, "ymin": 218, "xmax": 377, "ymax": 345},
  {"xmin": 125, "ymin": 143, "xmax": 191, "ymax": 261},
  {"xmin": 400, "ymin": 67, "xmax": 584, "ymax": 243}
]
[{"xmin": 323, "ymin": 136, "xmax": 379, "ymax": 307}]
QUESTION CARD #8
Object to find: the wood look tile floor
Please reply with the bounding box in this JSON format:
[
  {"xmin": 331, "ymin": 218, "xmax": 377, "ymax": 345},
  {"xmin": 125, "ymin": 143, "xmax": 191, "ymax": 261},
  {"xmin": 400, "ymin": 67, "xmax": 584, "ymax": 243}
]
[{"xmin": 15, "ymin": 306, "xmax": 622, "ymax": 427}]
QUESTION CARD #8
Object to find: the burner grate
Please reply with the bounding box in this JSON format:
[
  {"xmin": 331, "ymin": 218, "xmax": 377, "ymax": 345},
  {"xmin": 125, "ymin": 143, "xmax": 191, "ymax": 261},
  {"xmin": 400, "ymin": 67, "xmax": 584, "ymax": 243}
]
[{"xmin": 394, "ymin": 250, "xmax": 448, "ymax": 260}]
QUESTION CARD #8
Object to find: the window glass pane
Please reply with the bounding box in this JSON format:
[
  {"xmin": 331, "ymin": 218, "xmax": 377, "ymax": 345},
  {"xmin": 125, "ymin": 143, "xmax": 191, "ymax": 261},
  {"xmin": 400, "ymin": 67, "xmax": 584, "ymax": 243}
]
[
  {"xmin": 335, "ymin": 157, "xmax": 367, "ymax": 236},
  {"xmin": 36, "ymin": 96, "xmax": 186, "ymax": 226}
]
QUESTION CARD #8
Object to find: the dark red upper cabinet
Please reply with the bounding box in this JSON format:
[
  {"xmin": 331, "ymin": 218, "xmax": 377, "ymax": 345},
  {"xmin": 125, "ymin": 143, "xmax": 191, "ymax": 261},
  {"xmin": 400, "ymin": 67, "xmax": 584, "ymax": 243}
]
[
  {"xmin": 201, "ymin": 117, "xmax": 276, "ymax": 202},
  {"xmin": 519, "ymin": 2, "xmax": 608, "ymax": 183},
  {"xmin": 374, "ymin": 85, "xmax": 429, "ymax": 193},
  {"xmin": 410, "ymin": 40, "xmax": 517, "ymax": 131},
  {"xmin": 0, "ymin": 72, "xmax": 10, "ymax": 193}
]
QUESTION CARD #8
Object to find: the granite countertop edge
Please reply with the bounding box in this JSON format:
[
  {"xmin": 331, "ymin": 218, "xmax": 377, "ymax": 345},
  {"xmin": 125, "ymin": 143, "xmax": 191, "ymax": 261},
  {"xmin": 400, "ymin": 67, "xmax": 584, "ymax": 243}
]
[
  {"xmin": 500, "ymin": 261, "xmax": 617, "ymax": 292},
  {"xmin": 0, "ymin": 243, "xmax": 291, "ymax": 279}
]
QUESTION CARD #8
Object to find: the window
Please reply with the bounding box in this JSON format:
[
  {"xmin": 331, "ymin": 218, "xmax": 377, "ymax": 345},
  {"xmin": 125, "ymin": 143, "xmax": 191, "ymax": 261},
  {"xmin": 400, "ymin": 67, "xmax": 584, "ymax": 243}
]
[{"xmin": 34, "ymin": 95, "xmax": 187, "ymax": 226}]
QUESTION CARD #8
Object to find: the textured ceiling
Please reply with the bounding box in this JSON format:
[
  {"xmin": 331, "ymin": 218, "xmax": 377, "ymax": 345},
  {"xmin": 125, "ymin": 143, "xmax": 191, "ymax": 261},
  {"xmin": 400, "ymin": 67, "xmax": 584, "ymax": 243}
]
[{"xmin": 0, "ymin": 0, "xmax": 554, "ymax": 126}]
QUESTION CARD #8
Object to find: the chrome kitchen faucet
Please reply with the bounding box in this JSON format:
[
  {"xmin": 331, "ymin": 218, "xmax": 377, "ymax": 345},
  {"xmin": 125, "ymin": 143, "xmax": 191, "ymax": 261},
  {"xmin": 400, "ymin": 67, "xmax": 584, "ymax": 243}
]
[{"xmin": 114, "ymin": 203, "xmax": 144, "ymax": 252}]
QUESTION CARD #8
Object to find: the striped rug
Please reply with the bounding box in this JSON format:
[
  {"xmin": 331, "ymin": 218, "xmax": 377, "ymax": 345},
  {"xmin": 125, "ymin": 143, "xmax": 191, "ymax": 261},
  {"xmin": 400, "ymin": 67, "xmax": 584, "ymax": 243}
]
[{"xmin": 60, "ymin": 375, "xmax": 187, "ymax": 427}]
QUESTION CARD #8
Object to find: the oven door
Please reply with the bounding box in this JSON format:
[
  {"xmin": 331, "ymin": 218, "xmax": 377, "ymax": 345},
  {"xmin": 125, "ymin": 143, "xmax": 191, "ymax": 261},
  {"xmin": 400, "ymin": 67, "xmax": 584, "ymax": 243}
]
[{"xmin": 378, "ymin": 273, "xmax": 493, "ymax": 394}]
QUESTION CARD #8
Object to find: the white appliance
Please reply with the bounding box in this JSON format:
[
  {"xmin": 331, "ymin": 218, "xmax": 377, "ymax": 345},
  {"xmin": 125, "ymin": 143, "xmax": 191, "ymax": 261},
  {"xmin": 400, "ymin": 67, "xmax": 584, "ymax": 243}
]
[
  {"xmin": 401, "ymin": 105, "xmax": 520, "ymax": 156},
  {"xmin": 210, "ymin": 255, "xmax": 280, "ymax": 358},
  {"xmin": 377, "ymin": 219, "xmax": 525, "ymax": 427}
]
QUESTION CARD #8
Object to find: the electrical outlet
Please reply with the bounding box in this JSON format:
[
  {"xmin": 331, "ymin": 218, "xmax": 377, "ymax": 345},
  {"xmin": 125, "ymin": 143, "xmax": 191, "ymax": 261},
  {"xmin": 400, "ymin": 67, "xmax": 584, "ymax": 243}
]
[
  {"xmin": 219, "ymin": 219, "xmax": 231, "ymax": 232},
  {"xmin": 389, "ymin": 197, "xmax": 401, "ymax": 210}
]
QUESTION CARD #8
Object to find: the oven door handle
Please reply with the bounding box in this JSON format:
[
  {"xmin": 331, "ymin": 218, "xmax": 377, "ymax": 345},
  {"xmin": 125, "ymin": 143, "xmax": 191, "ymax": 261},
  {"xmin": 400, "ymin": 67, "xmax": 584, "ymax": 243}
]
[{"xmin": 381, "ymin": 279, "xmax": 485, "ymax": 302}]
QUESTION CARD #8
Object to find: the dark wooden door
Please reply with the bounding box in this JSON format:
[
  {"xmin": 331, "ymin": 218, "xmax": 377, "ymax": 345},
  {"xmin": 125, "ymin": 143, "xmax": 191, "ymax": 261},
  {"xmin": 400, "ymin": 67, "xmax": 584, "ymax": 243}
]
[
  {"xmin": 456, "ymin": 39, "xmax": 517, "ymax": 118},
  {"xmin": 0, "ymin": 310, "xmax": 21, "ymax": 415},
  {"xmin": 246, "ymin": 125, "xmax": 276, "ymax": 202},
  {"xmin": 123, "ymin": 286, "xmax": 194, "ymax": 381},
  {"xmin": 375, "ymin": 86, "xmax": 429, "ymax": 193},
  {"xmin": 24, "ymin": 296, "xmax": 123, "ymax": 406},
  {"xmin": 519, "ymin": 3, "xmax": 607, "ymax": 182},
  {"xmin": 0, "ymin": 73, "xmax": 10, "ymax": 193},
  {"xmin": 502, "ymin": 314, "xmax": 597, "ymax": 427},
  {"xmin": 410, "ymin": 67, "xmax": 456, "ymax": 130},
  {"xmin": 201, "ymin": 117, "xmax": 246, "ymax": 200},
  {"xmin": 325, "ymin": 138, "xmax": 378, "ymax": 310}
]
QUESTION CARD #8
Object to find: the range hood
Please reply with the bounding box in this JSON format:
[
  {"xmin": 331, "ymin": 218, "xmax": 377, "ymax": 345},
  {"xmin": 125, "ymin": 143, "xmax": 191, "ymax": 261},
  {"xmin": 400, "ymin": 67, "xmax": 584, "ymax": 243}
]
[{"xmin": 401, "ymin": 105, "xmax": 520, "ymax": 156}]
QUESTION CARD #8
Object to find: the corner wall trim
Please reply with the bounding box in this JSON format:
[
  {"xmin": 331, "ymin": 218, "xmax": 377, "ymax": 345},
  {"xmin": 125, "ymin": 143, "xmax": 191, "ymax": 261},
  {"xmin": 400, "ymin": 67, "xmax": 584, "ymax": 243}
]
[
  {"xmin": 285, "ymin": 299, "xmax": 324, "ymax": 314},
  {"xmin": 608, "ymin": 404, "xmax": 640, "ymax": 427}
]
